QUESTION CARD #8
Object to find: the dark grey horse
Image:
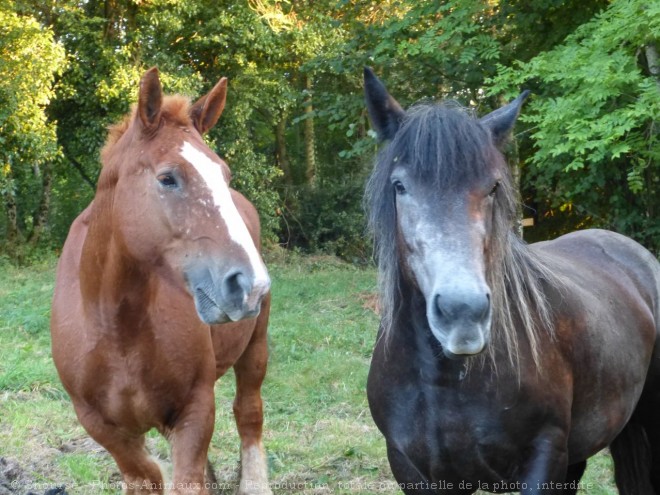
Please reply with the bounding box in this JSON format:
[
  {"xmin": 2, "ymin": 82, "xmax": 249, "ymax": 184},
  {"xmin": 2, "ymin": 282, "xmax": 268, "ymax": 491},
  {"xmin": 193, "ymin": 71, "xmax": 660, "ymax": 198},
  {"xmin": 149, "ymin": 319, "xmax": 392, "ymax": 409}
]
[{"xmin": 364, "ymin": 67, "xmax": 660, "ymax": 494}]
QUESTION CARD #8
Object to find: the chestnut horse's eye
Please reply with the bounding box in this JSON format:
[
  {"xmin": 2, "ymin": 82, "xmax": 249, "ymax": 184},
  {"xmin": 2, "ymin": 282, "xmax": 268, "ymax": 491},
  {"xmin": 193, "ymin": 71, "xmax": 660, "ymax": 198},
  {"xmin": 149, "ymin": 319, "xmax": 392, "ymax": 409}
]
[
  {"xmin": 393, "ymin": 180, "xmax": 407, "ymax": 195},
  {"xmin": 157, "ymin": 172, "xmax": 178, "ymax": 189}
]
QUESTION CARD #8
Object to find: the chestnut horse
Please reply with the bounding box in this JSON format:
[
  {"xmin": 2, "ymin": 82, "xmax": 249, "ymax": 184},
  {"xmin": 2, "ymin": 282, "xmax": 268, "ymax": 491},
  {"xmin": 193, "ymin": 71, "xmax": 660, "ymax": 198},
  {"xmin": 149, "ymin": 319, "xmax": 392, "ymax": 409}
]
[
  {"xmin": 364, "ymin": 67, "xmax": 660, "ymax": 494},
  {"xmin": 51, "ymin": 68, "xmax": 272, "ymax": 495}
]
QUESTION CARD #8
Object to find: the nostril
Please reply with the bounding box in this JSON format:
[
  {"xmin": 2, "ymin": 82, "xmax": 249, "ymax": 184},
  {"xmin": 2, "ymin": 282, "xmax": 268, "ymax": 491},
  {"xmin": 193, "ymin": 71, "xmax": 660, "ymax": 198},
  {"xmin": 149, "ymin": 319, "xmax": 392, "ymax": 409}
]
[
  {"xmin": 195, "ymin": 287, "xmax": 217, "ymax": 311},
  {"xmin": 433, "ymin": 291, "xmax": 491, "ymax": 323},
  {"xmin": 483, "ymin": 292, "xmax": 491, "ymax": 315},
  {"xmin": 435, "ymin": 293, "xmax": 466, "ymax": 320},
  {"xmin": 434, "ymin": 294, "xmax": 448, "ymax": 320},
  {"xmin": 222, "ymin": 271, "xmax": 251, "ymax": 303}
]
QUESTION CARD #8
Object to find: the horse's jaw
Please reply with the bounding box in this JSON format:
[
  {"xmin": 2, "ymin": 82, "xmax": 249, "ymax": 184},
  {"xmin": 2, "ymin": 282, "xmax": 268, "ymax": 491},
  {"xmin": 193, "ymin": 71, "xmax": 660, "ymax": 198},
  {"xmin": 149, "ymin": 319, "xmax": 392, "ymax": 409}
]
[
  {"xmin": 420, "ymin": 285, "xmax": 492, "ymax": 359},
  {"xmin": 430, "ymin": 319, "xmax": 491, "ymax": 358}
]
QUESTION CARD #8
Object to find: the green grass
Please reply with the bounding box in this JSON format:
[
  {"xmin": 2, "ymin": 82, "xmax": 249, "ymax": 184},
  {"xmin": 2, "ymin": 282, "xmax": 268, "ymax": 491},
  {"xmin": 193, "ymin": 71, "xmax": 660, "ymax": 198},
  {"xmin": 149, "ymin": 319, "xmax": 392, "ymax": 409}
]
[{"xmin": 0, "ymin": 255, "xmax": 616, "ymax": 494}]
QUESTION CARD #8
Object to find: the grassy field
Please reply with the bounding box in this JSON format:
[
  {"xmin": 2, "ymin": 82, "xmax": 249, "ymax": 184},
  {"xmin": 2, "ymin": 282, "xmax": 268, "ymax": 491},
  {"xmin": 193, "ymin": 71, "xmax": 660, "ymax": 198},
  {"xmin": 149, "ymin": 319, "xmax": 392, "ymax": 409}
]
[{"xmin": 0, "ymin": 254, "xmax": 617, "ymax": 494}]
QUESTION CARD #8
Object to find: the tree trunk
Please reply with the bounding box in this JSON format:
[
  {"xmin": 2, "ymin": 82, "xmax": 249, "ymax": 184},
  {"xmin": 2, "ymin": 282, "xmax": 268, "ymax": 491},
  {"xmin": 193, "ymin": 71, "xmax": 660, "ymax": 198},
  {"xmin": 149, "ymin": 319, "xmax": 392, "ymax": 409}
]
[
  {"xmin": 103, "ymin": 0, "xmax": 117, "ymax": 40},
  {"xmin": 509, "ymin": 137, "xmax": 524, "ymax": 238},
  {"xmin": 4, "ymin": 187, "xmax": 19, "ymax": 243},
  {"xmin": 644, "ymin": 45, "xmax": 659, "ymax": 229},
  {"xmin": 29, "ymin": 161, "xmax": 54, "ymax": 246},
  {"xmin": 497, "ymin": 93, "xmax": 524, "ymax": 238},
  {"xmin": 303, "ymin": 74, "xmax": 316, "ymax": 186},
  {"xmin": 645, "ymin": 43, "xmax": 660, "ymax": 90},
  {"xmin": 63, "ymin": 149, "xmax": 97, "ymax": 190},
  {"xmin": 275, "ymin": 114, "xmax": 293, "ymax": 185}
]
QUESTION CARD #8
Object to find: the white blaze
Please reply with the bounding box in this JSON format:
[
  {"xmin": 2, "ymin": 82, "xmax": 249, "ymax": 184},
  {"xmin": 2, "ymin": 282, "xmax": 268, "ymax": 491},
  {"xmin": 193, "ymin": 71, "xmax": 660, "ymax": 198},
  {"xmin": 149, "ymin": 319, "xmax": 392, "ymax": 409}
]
[{"xmin": 180, "ymin": 141, "xmax": 269, "ymax": 289}]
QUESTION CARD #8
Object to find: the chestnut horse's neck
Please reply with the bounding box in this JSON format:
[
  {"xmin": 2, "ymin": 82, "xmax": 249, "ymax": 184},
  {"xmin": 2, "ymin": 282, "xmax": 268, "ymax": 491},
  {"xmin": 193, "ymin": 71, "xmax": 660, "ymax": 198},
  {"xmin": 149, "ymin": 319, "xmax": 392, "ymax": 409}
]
[{"xmin": 79, "ymin": 178, "xmax": 152, "ymax": 329}]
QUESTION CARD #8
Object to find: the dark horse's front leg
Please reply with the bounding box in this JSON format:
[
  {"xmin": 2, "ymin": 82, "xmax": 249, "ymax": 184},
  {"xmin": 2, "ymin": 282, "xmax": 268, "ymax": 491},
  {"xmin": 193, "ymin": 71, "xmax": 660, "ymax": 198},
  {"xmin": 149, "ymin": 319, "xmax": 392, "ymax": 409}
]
[
  {"xmin": 386, "ymin": 444, "xmax": 475, "ymax": 495},
  {"xmin": 520, "ymin": 428, "xmax": 573, "ymax": 494}
]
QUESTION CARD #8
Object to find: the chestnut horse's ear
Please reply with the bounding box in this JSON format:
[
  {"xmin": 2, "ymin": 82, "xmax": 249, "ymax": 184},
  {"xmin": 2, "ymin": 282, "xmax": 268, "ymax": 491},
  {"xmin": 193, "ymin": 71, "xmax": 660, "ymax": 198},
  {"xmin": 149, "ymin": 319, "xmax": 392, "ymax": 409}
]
[
  {"xmin": 364, "ymin": 67, "xmax": 406, "ymax": 141},
  {"xmin": 190, "ymin": 77, "xmax": 228, "ymax": 135},
  {"xmin": 138, "ymin": 67, "xmax": 163, "ymax": 131},
  {"xmin": 479, "ymin": 90, "xmax": 531, "ymax": 147}
]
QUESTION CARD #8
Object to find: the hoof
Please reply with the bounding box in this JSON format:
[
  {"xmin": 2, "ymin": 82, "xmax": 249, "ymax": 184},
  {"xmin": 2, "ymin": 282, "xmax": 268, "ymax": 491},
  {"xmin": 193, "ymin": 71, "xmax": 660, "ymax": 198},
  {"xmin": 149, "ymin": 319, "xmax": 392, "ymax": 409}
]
[{"xmin": 237, "ymin": 481, "xmax": 273, "ymax": 495}]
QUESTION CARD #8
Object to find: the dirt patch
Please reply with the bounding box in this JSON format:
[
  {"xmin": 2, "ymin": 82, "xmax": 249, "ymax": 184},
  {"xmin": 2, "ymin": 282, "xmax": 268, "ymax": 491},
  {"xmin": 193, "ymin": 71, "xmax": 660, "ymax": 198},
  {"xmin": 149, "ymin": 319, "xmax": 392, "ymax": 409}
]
[
  {"xmin": 0, "ymin": 457, "xmax": 67, "ymax": 495},
  {"xmin": 0, "ymin": 427, "xmax": 108, "ymax": 495},
  {"xmin": 0, "ymin": 457, "xmax": 21, "ymax": 495},
  {"xmin": 357, "ymin": 292, "xmax": 380, "ymax": 315},
  {"xmin": 58, "ymin": 438, "xmax": 105, "ymax": 456}
]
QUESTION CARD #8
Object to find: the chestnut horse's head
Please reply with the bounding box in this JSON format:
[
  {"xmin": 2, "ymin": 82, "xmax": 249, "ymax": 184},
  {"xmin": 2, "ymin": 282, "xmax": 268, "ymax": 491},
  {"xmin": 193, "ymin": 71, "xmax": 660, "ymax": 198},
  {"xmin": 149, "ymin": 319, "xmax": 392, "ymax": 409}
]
[{"xmin": 99, "ymin": 68, "xmax": 269, "ymax": 324}]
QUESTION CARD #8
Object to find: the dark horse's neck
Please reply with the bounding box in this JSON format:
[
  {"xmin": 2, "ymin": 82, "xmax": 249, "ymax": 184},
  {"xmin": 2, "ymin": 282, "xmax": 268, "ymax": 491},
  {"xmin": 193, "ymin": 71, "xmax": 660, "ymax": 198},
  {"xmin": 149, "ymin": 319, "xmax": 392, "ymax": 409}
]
[{"xmin": 396, "ymin": 285, "xmax": 475, "ymax": 381}]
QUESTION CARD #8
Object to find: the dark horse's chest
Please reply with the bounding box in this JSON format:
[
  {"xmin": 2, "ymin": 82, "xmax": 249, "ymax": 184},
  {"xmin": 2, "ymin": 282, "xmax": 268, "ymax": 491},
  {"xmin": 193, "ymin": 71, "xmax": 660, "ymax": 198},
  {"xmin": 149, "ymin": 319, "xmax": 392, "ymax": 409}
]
[{"xmin": 367, "ymin": 339, "xmax": 551, "ymax": 489}]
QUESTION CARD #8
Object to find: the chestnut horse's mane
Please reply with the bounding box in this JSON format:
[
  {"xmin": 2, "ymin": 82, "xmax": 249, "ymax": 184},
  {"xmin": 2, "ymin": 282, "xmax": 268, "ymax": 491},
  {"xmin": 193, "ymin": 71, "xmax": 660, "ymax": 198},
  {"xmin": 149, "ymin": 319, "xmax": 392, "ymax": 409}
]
[{"xmin": 101, "ymin": 95, "xmax": 193, "ymax": 164}]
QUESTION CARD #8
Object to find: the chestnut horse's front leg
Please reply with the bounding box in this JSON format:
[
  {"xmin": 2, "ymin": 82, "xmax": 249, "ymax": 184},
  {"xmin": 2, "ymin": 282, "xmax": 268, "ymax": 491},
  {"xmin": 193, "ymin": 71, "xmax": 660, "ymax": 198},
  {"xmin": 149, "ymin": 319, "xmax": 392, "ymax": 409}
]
[
  {"xmin": 73, "ymin": 401, "xmax": 165, "ymax": 494},
  {"xmin": 232, "ymin": 298, "xmax": 272, "ymax": 495},
  {"xmin": 168, "ymin": 386, "xmax": 216, "ymax": 495}
]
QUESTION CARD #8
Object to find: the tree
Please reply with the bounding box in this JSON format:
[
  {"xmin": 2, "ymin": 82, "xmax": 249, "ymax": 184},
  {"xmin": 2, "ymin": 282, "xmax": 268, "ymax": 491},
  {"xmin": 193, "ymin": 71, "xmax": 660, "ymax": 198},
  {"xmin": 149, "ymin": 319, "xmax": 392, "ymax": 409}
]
[
  {"xmin": 0, "ymin": 2, "xmax": 66, "ymax": 248},
  {"xmin": 2, "ymin": 0, "xmax": 655, "ymax": 260},
  {"xmin": 489, "ymin": 0, "xmax": 660, "ymax": 253}
]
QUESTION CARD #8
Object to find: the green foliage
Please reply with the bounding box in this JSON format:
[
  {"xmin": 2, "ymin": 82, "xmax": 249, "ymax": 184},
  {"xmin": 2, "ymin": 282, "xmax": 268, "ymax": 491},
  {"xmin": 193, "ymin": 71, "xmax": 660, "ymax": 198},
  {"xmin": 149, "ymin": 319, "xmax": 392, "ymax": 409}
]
[
  {"xmin": 0, "ymin": 3, "xmax": 66, "ymax": 243},
  {"xmin": 489, "ymin": 0, "xmax": 660, "ymax": 252},
  {"xmin": 1, "ymin": 0, "xmax": 657, "ymax": 259},
  {"xmin": 44, "ymin": 0, "xmax": 206, "ymax": 244},
  {"xmin": 287, "ymin": 177, "xmax": 370, "ymax": 262},
  {"xmin": 373, "ymin": 1, "xmax": 502, "ymax": 98}
]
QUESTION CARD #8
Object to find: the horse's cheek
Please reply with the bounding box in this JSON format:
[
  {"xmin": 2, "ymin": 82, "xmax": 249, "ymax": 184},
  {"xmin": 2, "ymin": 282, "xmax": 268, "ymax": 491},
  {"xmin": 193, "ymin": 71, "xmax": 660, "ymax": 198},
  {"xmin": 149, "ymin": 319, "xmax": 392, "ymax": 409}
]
[{"xmin": 114, "ymin": 188, "xmax": 171, "ymax": 260}]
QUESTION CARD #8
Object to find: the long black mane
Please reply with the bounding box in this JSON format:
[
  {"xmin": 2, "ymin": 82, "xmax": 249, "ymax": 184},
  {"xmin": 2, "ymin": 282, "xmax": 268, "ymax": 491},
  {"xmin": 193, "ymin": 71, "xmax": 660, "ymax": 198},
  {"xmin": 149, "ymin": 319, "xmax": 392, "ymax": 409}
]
[{"xmin": 366, "ymin": 102, "xmax": 561, "ymax": 369}]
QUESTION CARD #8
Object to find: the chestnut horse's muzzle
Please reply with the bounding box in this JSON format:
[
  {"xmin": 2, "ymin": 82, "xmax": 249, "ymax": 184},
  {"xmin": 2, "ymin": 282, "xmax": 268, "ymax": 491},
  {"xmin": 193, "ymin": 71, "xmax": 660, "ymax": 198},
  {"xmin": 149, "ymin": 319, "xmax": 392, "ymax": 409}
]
[{"xmin": 185, "ymin": 264, "xmax": 271, "ymax": 324}]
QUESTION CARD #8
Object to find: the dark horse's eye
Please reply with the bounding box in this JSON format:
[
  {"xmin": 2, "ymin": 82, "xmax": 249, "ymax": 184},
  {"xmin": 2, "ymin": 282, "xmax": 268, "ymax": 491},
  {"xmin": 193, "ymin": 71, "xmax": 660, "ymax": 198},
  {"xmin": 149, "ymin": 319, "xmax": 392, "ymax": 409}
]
[
  {"xmin": 157, "ymin": 172, "xmax": 178, "ymax": 189},
  {"xmin": 393, "ymin": 180, "xmax": 407, "ymax": 195},
  {"xmin": 489, "ymin": 181, "xmax": 500, "ymax": 197}
]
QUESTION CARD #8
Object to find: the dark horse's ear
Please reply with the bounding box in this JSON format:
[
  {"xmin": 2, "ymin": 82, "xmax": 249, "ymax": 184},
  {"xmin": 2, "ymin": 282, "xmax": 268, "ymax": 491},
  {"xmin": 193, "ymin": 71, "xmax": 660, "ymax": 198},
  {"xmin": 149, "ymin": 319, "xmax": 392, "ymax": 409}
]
[
  {"xmin": 479, "ymin": 91, "xmax": 531, "ymax": 147},
  {"xmin": 364, "ymin": 67, "xmax": 406, "ymax": 141},
  {"xmin": 138, "ymin": 67, "xmax": 163, "ymax": 132},
  {"xmin": 190, "ymin": 77, "xmax": 228, "ymax": 135}
]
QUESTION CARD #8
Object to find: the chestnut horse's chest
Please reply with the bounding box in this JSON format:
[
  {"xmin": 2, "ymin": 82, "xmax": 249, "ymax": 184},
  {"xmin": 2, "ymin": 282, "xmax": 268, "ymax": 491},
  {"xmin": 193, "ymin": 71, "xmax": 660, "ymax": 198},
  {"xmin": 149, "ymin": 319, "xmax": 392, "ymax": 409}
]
[
  {"xmin": 76, "ymin": 312, "xmax": 216, "ymax": 431},
  {"xmin": 210, "ymin": 295, "xmax": 269, "ymax": 379},
  {"xmin": 211, "ymin": 321, "xmax": 259, "ymax": 378},
  {"xmin": 53, "ymin": 267, "xmax": 217, "ymax": 431}
]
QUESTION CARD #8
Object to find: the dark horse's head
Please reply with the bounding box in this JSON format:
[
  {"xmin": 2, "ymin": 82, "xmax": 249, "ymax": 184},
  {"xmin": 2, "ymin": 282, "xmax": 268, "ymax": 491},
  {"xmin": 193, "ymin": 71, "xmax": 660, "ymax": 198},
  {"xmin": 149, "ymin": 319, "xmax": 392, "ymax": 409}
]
[{"xmin": 364, "ymin": 67, "xmax": 531, "ymax": 360}]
